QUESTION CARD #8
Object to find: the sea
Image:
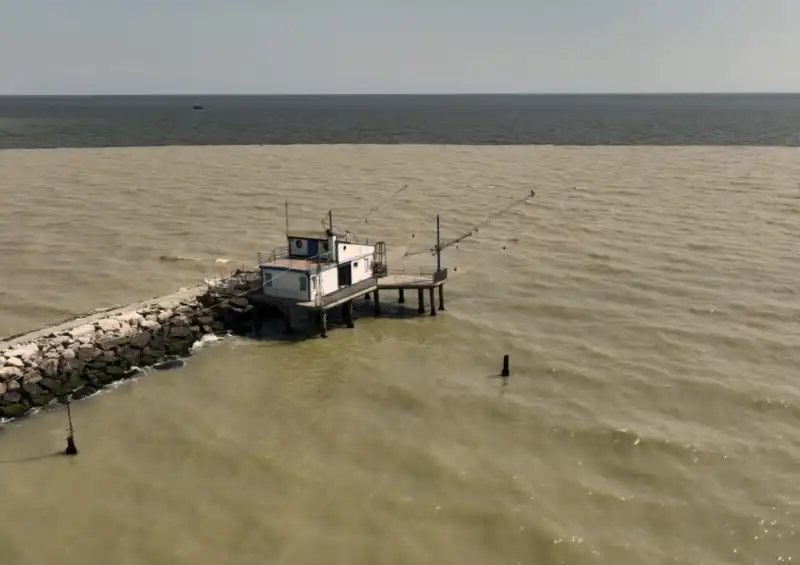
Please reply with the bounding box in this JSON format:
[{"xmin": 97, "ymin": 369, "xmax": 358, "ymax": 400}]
[{"xmin": 0, "ymin": 95, "xmax": 798, "ymax": 565}]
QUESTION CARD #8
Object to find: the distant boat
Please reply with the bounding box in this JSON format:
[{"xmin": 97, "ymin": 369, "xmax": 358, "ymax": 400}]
[{"xmin": 192, "ymin": 104, "xmax": 204, "ymax": 110}]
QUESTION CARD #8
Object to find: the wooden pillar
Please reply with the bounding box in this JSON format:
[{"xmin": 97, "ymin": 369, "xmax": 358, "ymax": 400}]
[
  {"xmin": 429, "ymin": 287, "xmax": 436, "ymax": 316},
  {"xmin": 417, "ymin": 288, "xmax": 425, "ymax": 314},
  {"xmin": 374, "ymin": 289, "xmax": 381, "ymax": 316},
  {"xmin": 342, "ymin": 301, "xmax": 354, "ymax": 328},
  {"xmin": 438, "ymin": 285, "xmax": 445, "ymax": 311},
  {"xmin": 398, "ymin": 289, "xmax": 405, "ymax": 303},
  {"xmin": 320, "ymin": 310, "xmax": 328, "ymax": 338},
  {"xmin": 364, "ymin": 292, "xmax": 371, "ymax": 301},
  {"xmin": 284, "ymin": 307, "xmax": 294, "ymax": 334}
]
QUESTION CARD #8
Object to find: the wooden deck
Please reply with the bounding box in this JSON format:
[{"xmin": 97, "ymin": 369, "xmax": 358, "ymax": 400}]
[
  {"xmin": 377, "ymin": 268, "xmax": 448, "ymax": 290},
  {"xmin": 377, "ymin": 274, "xmax": 442, "ymax": 290}
]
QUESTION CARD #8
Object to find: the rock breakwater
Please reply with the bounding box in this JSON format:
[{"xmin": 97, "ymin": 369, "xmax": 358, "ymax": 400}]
[{"xmin": 0, "ymin": 271, "xmax": 273, "ymax": 421}]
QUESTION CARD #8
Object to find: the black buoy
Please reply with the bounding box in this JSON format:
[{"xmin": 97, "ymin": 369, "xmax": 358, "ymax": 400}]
[
  {"xmin": 65, "ymin": 435, "xmax": 78, "ymax": 456},
  {"xmin": 501, "ymin": 354, "xmax": 510, "ymax": 378}
]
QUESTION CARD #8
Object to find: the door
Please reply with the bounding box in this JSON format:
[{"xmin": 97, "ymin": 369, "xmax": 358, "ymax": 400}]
[{"xmin": 337, "ymin": 263, "xmax": 352, "ymax": 287}]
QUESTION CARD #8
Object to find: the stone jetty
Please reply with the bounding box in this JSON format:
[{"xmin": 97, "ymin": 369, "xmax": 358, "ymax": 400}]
[{"xmin": 0, "ymin": 270, "xmax": 273, "ymax": 421}]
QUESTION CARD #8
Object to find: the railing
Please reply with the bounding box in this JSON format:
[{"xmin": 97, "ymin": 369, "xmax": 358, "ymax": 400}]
[
  {"xmin": 257, "ymin": 247, "xmax": 335, "ymax": 265},
  {"xmin": 257, "ymin": 246, "xmax": 289, "ymax": 264},
  {"xmin": 386, "ymin": 264, "xmax": 438, "ymax": 277}
]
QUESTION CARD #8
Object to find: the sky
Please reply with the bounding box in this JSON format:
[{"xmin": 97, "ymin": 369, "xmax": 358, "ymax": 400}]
[{"xmin": 0, "ymin": 0, "xmax": 797, "ymax": 95}]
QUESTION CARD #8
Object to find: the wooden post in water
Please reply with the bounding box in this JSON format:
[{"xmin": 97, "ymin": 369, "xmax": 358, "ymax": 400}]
[
  {"xmin": 438, "ymin": 285, "xmax": 445, "ymax": 311},
  {"xmin": 374, "ymin": 289, "xmax": 381, "ymax": 316},
  {"xmin": 429, "ymin": 287, "xmax": 436, "ymax": 316},
  {"xmin": 417, "ymin": 288, "xmax": 425, "ymax": 314},
  {"xmin": 64, "ymin": 398, "xmax": 78, "ymax": 456},
  {"xmin": 342, "ymin": 301, "xmax": 354, "ymax": 328},
  {"xmin": 398, "ymin": 289, "xmax": 405, "ymax": 303},
  {"xmin": 320, "ymin": 310, "xmax": 328, "ymax": 338},
  {"xmin": 501, "ymin": 354, "xmax": 510, "ymax": 377}
]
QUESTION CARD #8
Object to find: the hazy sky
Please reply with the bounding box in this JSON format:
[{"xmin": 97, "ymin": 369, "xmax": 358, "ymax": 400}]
[{"xmin": 0, "ymin": 0, "xmax": 796, "ymax": 94}]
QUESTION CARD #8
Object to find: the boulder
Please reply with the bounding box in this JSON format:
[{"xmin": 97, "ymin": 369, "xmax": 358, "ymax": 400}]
[
  {"xmin": 141, "ymin": 320, "xmax": 161, "ymax": 331},
  {"xmin": 117, "ymin": 323, "xmax": 137, "ymax": 338},
  {"xmin": 149, "ymin": 334, "xmax": 168, "ymax": 350},
  {"xmin": 153, "ymin": 358, "xmax": 185, "ymax": 371},
  {"xmin": 169, "ymin": 326, "xmax": 193, "ymax": 339},
  {"xmin": 7, "ymin": 380, "xmax": 20, "ymax": 391},
  {"xmin": 21, "ymin": 381, "xmax": 44, "ymax": 399},
  {"xmin": 1, "ymin": 403, "xmax": 28, "ymax": 419},
  {"xmin": 62, "ymin": 348, "xmax": 76, "ymax": 361},
  {"xmin": 6, "ymin": 342, "xmax": 39, "ymax": 360},
  {"xmin": 171, "ymin": 315, "xmax": 190, "ymax": 327},
  {"xmin": 99, "ymin": 337, "xmax": 129, "ymax": 351},
  {"xmin": 116, "ymin": 311, "xmax": 144, "ymax": 325},
  {"xmin": 62, "ymin": 374, "xmax": 84, "ymax": 393},
  {"xmin": 129, "ymin": 331, "xmax": 153, "ymax": 349},
  {"xmin": 30, "ymin": 393, "xmax": 53, "ymax": 407},
  {"xmin": 22, "ymin": 370, "xmax": 42, "ymax": 384},
  {"xmin": 1, "ymin": 391, "xmax": 23, "ymax": 405},
  {"xmin": 70, "ymin": 324, "xmax": 96, "ymax": 339},
  {"xmin": 167, "ymin": 340, "xmax": 193, "ymax": 356},
  {"xmin": 0, "ymin": 382, "xmax": 6, "ymax": 396},
  {"xmin": 76, "ymin": 346, "xmax": 101, "ymax": 362},
  {"xmin": 83, "ymin": 370, "xmax": 107, "ymax": 387},
  {"xmin": 230, "ymin": 297, "xmax": 249, "ymax": 308},
  {"xmin": 71, "ymin": 385, "xmax": 97, "ymax": 400},
  {"xmin": 88, "ymin": 359, "xmax": 109, "ymax": 371},
  {"xmin": 175, "ymin": 305, "xmax": 196, "ymax": 316},
  {"xmin": 117, "ymin": 346, "xmax": 141, "ymax": 366},
  {"xmin": 5, "ymin": 356, "xmax": 24, "ymax": 368},
  {"xmin": 0, "ymin": 366, "xmax": 23, "ymax": 381},
  {"xmin": 39, "ymin": 378, "xmax": 61, "ymax": 394},
  {"xmin": 195, "ymin": 315, "xmax": 214, "ymax": 326},
  {"xmin": 141, "ymin": 347, "xmax": 166, "ymax": 363},
  {"xmin": 40, "ymin": 357, "xmax": 60, "ymax": 379},
  {"xmin": 61, "ymin": 358, "xmax": 86, "ymax": 375},
  {"xmin": 97, "ymin": 318, "xmax": 122, "ymax": 332},
  {"xmin": 105, "ymin": 366, "xmax": 127, "ymax": 381},
  {"xmin": 0, "ymin": 356, "xmax": 6, "ymax": 366},
  {"xmin": 157, "ymin": 310, "xmax": 174, "ymax": 323}
]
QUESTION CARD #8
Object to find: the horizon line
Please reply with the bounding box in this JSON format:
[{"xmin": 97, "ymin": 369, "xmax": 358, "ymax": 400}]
[{"xmin": 0, "ymin": 91, "xmax": 798, "ymax": 97}]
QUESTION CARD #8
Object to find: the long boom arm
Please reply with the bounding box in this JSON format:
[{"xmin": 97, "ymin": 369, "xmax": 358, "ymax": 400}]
[{"xmin": 404, "ymin": 189, "xmax": 536, "ymax": 258}]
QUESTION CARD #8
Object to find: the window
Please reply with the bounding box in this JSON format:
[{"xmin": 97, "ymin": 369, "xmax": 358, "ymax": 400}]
[
  {"xmin": 299, "ymin": 275, "xmax": 307, "ymax": 291},
  {"xmin": 264, "ymin": 272, "xmax": 273, "ymax": 287},
  {"xmin": 311, "ymin": 276, "xmax": 316, "ymax": 290},
  {"xmin": 353, "ymin": 262, "xmax": 359, "ymax": 268}
]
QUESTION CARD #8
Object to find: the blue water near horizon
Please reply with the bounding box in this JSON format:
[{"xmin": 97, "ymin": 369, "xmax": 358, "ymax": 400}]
[{"xmin": 2, "ymin": 93, "xmax": 800, "ymax": 149}]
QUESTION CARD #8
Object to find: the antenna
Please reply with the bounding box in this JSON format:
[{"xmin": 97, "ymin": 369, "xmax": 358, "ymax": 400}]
[{"xmin": 285, "ymin": 201, "xmax": 290, "ymax": 236}]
